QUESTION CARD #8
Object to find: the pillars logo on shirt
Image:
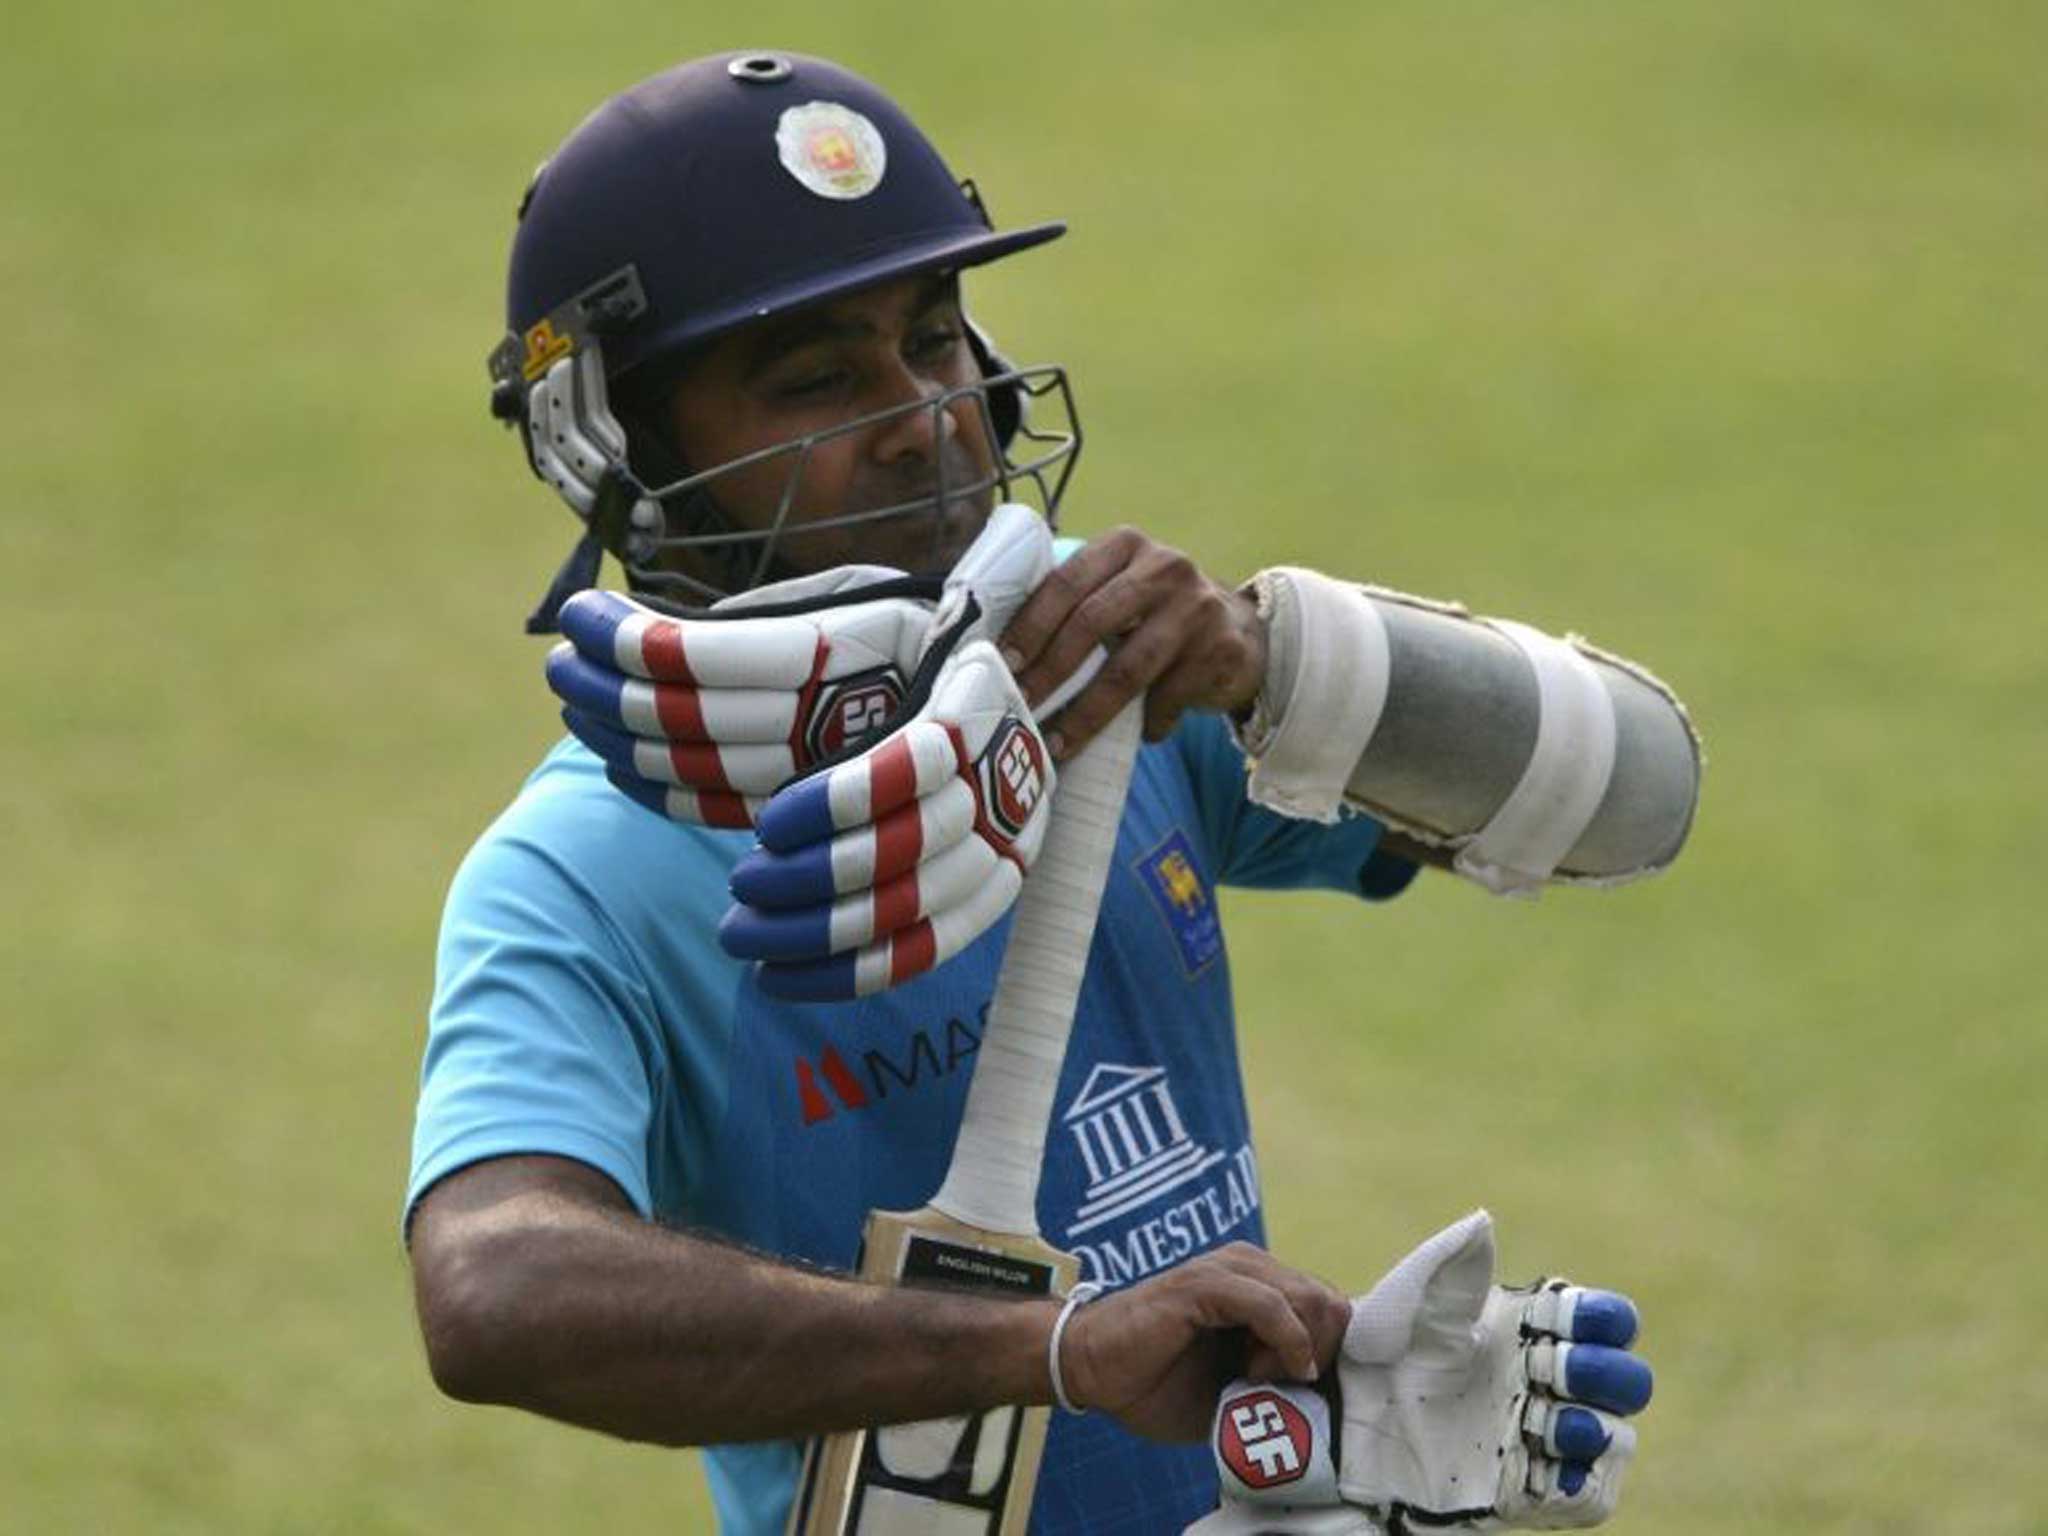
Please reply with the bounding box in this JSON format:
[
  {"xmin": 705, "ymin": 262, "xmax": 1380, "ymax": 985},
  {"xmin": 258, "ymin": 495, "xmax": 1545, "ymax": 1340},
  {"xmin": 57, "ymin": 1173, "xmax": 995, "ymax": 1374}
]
[
  {"xmin": 1059, "ymin": 1062, "xmax": 1261, "ymax": 1286},
  {"xmin": 1135, "ymin": 829, "xmax": 1223, "ymax": 974}
]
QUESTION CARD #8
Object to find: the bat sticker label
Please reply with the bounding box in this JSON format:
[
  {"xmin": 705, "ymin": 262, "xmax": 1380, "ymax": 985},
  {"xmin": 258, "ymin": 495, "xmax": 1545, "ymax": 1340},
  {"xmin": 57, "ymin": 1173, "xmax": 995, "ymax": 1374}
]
[{"xmin": 899, "ymin": 1234, "xmax": 1054, "ymax": 1296}]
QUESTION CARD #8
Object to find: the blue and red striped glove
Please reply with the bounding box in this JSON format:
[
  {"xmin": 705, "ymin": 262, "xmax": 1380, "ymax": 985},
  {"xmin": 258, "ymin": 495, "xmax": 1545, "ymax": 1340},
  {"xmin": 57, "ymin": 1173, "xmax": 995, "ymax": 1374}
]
[
  {"xmin": 722, "ymin": 504, "xmax": 1085, "ymax": 999},
  {"xmin": 544, "ymin": 506, "xmax": 1096, "ymax": 1001},
  {"xmin": 545, "ymin": 565, "xmax": 936, "ymax": 829},
  {"xmin": 719, "ymin": 624, "xmax": 1053, "ymax": 999}
]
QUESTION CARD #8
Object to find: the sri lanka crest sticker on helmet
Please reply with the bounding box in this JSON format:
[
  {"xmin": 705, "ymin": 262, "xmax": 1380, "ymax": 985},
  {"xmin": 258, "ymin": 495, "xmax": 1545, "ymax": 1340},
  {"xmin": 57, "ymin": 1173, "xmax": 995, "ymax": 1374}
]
[{"xmin": 776, "ymin": 101, "xmax": 887, "ymax": 200}]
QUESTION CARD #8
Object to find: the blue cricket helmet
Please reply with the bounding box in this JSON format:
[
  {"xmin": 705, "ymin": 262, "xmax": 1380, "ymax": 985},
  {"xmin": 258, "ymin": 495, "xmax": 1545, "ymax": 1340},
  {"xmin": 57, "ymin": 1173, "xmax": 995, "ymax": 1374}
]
[
  {"xmin": 507, "ymin": 52, "xmax": 1064, "ymax": 382},
  {"xmin": 488, "ymin": 52, "xmax": 1080, "ymax": 625}
]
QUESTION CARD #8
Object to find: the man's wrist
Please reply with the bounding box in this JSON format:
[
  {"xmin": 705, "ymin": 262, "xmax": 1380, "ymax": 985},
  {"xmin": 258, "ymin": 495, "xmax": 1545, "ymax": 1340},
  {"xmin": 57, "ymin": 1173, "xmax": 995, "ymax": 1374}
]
[
  {"xmin": 1231, "ymin": 572, "xmax": 1288, "ymax": 753},
  {"xmin": 989, "ymin": 1295, "xmax": 1066, "ymax": 1408},
  {"xmin": 1225, "ymin": 584, "xmax": 1270, "ymax": 724}
]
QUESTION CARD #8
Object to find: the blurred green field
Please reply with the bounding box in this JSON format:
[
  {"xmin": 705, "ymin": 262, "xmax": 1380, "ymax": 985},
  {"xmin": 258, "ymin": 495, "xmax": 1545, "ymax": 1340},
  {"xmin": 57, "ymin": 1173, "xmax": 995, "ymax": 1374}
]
[{"xmin": 4, "ymin": 1, "xmax": 2043, "ymax": 1529}]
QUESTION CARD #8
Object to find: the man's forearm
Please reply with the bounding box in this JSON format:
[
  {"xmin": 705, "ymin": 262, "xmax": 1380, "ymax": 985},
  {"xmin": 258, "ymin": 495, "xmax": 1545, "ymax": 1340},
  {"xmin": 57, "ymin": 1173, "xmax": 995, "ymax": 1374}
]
[{"xmin": 413, "ymin": 1162, "xmax": 1057, "ymax": 1447}]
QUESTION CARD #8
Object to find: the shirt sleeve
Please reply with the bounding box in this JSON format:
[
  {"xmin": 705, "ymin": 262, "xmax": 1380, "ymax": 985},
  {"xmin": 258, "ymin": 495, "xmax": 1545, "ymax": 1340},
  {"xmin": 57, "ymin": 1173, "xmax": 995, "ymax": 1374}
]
[
  {"xmin": 1172, "ymin": 711, "xmax": 1420, "ymax": 899},
  {"xmin": 406, "ymin": 822, "xmax": 664, "ymax": 1230}
]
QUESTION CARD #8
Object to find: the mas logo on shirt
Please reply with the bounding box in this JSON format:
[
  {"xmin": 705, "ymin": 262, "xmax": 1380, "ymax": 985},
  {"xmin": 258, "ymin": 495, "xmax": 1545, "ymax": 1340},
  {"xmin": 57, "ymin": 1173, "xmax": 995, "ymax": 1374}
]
[
  {"xmin": 1135, "ymin": 828, "xmax": 1222, "ymax": 974},
  {"xmin": 792, "ymin": 1013, "xmax": 983, "ymax": 1125}
]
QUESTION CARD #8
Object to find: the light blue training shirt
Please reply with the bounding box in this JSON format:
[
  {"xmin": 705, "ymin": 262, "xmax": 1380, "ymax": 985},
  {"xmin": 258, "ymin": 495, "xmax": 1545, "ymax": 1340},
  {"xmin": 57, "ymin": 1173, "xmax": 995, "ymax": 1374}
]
[{"xmin": 409, "ymin": 710, "xmax": 1413, "ymax": 1534}]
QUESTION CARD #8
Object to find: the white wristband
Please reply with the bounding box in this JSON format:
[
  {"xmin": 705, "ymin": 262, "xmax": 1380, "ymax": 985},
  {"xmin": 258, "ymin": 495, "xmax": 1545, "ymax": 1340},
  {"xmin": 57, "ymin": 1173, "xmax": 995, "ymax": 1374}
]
[{"xmin": 1049, "ymin": 1281, "xmax": 1106, "ymax": 1413}]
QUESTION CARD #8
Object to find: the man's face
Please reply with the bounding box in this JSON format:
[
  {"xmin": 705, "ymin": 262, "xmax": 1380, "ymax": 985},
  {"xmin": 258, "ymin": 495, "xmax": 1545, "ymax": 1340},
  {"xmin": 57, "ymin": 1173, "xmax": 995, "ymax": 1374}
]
[{"xmin": 665, "ymin": 272, "xmax": 1000, "ymax": 582}]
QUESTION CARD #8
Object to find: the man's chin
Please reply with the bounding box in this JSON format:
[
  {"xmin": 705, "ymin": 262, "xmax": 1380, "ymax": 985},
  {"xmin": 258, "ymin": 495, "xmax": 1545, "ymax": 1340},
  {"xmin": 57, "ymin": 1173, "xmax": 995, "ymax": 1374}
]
[
  {"xmin": 911, "ymin": 520, "xmax": 987, "ymax": 576},
  {"xmin": 864, "ymin": 501, "xmax": 993, "ymax": 576},
  {"xmin": 761, "ymin": 489, "xmax": 997, "ymax": 579}
]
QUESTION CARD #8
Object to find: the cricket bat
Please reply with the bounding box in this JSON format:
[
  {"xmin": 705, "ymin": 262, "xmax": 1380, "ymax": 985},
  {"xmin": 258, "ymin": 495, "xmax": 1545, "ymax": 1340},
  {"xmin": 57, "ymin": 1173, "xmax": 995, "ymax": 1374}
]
[{"xmin": 789, "ymin": 697, "xmax": 1145, "ymax": 1535}]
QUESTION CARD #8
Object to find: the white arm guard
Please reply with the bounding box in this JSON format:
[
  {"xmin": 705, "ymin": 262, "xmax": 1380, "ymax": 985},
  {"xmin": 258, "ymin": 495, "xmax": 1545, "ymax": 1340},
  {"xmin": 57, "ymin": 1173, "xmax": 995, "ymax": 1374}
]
[{"xmin": 1234, "ymin": 568, "xmax": 1701, "ymax": 895}]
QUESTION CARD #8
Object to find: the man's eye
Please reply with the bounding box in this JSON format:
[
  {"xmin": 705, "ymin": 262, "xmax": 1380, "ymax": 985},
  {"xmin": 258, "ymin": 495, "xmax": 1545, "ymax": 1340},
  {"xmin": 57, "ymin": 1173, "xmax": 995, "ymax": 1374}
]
[
  {"xmin": 909, "ymin": 326, "xmax": 962, "ymax": 360},
  {"xmin": 777, "ymin": 369, "xmax": 848, "ymax": 400}
]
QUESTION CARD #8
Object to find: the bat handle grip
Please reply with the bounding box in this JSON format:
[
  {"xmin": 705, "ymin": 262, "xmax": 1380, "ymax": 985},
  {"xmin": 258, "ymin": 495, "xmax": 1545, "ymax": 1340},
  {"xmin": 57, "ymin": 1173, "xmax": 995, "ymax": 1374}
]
[{"xmin": 931, "ymin": 699, "xmax": 1144, "ymax": 1239}]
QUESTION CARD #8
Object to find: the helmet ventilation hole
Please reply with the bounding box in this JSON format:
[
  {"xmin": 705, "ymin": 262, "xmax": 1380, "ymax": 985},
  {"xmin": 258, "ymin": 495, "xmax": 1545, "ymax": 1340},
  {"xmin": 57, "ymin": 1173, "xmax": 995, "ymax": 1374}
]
[{"xmin": 728, "ymin": 54, "xmax": 793, "ymax": 84}]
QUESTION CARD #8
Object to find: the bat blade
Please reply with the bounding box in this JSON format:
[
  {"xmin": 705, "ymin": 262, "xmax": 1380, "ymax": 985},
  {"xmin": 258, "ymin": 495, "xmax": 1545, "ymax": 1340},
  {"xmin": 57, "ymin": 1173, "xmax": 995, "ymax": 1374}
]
[
  {"xmin": 791, "ymin": 700, "xmax": 1142, "ymax": 1536},
  {"xmin": 792, "ymin": 1208, "xmax": 1076, "ymax": 1535}
]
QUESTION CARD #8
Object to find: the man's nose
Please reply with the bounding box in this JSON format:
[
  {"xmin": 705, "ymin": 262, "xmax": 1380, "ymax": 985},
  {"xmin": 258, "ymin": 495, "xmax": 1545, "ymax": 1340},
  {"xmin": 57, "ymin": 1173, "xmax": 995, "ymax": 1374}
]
[{"xmin": 867, "ymin": 369, "xmax": 960, "ymax": 466}]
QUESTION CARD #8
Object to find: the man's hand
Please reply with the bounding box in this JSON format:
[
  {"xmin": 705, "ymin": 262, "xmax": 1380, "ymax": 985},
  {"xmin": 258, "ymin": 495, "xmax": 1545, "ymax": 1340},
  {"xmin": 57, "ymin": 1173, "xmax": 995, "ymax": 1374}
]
[
  {"xmin": 997, "ymin": 526, "xmax": 1267, "ymax": 758},
  {"xmin": 1063, "ymin": 1242, "xmax": 1352, "ymax": 1444}
]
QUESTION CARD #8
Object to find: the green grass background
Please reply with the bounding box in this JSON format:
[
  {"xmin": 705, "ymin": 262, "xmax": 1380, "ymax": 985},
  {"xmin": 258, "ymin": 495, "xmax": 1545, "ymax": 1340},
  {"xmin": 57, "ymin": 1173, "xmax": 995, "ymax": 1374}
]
[{"xmin": 5, "ymin": 1, "xmax": 2043, "ymax": 1529}]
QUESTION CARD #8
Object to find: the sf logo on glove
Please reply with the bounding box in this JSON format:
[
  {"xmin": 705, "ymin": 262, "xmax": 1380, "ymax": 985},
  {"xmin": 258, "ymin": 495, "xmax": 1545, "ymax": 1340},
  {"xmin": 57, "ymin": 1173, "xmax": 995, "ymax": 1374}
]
[
  {"xmin": 1219, "ymin": 1391, "xmax": 1313, "ymax": 1490},
  {"xmin": 711, "ymin": 505, "xmax": 1083, "ymax": 1001},
  {"xmin": 1205, "ymin": 1382, "xmax": 1341, "ymax": 1517},
  {"xmin": 812, "ymin": 671, "xmax": 905, "ymax": 759},
  {"xmin": 983, "ymin": 717, "xmax": 1047, "ymax": 839}
]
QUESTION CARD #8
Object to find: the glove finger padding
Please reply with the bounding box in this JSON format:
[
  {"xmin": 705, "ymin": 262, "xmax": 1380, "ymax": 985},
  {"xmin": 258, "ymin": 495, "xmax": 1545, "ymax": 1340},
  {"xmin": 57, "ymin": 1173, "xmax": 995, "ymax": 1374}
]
[
  {"xmin": 1522, "ymin": 1403, "xmax": 1636, "ymax": 1515},
  {"xmin": 545, "ymin": 574, "xmax": 934, "ymax": 828},
  {"xmin": 1334, "ymin": 1211, "xmax": 1650, "ymax": 1532},
  {"xmin": 598, "ymin": 761, "xmax": 772, "ymax": 830},
  {"xmin": 542, "ymin": 503, "xmax": 1090, "ymax": 839},
  {"xmin": 559, "ymin": 703, "xmax": 810, "ymax": 801},
  {"xmin": 723, "ymin": 637, "xmax": 1054, "ymax": 999}
]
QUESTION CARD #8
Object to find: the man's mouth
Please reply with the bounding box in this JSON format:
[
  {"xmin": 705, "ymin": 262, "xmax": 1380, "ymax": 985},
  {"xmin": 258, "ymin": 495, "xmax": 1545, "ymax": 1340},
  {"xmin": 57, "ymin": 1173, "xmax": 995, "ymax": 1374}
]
[{"xmin": 877, "ymin": 493, "xmax": 989, "ymax": 573}]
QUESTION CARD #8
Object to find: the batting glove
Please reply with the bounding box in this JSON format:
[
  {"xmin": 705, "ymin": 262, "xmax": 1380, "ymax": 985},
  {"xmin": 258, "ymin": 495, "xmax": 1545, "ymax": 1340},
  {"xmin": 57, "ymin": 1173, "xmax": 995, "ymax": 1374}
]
[
  {"xmin": 1190, "ymin": 1212, "xmax": 1651, "ymax": 1536},
  {"xmin": 720, "ymin": 504, "xmax": 1098, "ymax": 1000},
  {"xmin": 544, "ymin": 566, "xmax": 937, "ymax": 829}
]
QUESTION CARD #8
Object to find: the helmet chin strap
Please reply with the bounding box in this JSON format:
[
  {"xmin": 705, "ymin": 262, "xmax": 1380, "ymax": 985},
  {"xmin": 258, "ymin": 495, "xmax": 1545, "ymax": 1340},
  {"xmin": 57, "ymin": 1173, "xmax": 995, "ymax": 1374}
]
[
  {"xmin": 520, "ymin": 368, "xmax": 798, "ymax": 630},
  {"xmin": 527, "ymin": 478, "xmax": 803, "ymax": 631},
  {"xmin": 613, "ymin": 404, "xmax": 808, "ymax": 602},
  {"xmin": 629, "ymin": 486, "xmax": 807, "ymax": 605},
  {"xmin": 523, "ymin": 524, "xmax": 609, "ymax": 635}
]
